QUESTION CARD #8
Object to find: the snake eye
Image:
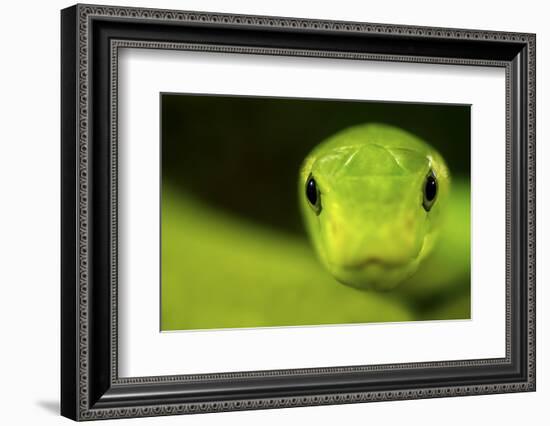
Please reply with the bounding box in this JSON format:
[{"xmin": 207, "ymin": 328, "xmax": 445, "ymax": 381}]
[
  {"xmin": 423, "ymin": 170, "xmax": 437, "ymax": 212},
  {"xmin": 306, "ymin": 175, "xmax": 322, "ymax": 215}
]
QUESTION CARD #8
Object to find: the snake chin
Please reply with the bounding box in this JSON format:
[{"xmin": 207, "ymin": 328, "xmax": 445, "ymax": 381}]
[{"xmin": 326, "ymin": 260, "xmax": 419, "ymax": 291}]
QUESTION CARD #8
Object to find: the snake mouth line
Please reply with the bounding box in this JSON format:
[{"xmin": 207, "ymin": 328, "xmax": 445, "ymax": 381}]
[
  {"xmin": 337, "ymin": 237, "xmax": 427, "ymax": 272},
  {"xmin": 339, "ymin": 257, "xmax": 410, "ymax": 270}
]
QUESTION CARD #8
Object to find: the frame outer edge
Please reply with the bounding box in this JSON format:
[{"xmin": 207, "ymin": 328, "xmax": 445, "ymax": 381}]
[
  {"xmin": 61, "ymin": 4, "xmax": 80, "ymax": 422},
  {"xmin": 76, "ymin": 2, "xmax": 90, "ymax": 420},
  {"xmin": 527, "ymin": 33, "xmax": 536, "ymax": 390}
]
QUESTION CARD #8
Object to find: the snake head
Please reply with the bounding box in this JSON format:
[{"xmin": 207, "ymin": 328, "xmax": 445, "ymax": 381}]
[{"xmin": 299, "ymin": 124, "xmax": 450, "ymax": 291}]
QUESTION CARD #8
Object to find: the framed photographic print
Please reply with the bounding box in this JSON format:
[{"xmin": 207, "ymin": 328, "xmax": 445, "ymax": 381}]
[{"xmin": 61, "ymin": 4, "xmax": 536, "ymax": 421}]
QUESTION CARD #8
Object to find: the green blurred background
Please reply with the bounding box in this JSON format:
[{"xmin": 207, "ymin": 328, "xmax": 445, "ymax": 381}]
[{"xmin": 161, "ymin": 94, "xmax": 471, "ymax": 331}]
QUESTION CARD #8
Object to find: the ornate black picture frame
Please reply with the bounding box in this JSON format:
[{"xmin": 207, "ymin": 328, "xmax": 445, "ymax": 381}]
[{"xmin": 61, "ymin": 3, "xmax": 536, "ymax": 421}]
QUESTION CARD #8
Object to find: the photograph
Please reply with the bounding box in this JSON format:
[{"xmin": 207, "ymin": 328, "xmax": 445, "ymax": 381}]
[{"xmin": 161, "ymin": 95, "xmax": 471, "ymax": 331}]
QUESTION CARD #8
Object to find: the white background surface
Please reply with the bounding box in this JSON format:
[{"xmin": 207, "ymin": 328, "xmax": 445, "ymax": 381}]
[
  {"xmin": 119, "ymin": 49, "xmax": 506, "ymax": 377},
  {"xmin": 0, "ymin": 0, "xmax": 547, "ymax": 425}
]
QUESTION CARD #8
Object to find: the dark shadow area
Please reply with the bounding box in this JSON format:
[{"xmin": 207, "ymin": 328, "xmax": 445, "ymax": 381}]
[
  {"xmin": 36, "ymin": 400, "xmax": 59, "ymax": 416},
  {"xmin": 162, "ymin": 94, "xmax": 470, "ymax": 234}
]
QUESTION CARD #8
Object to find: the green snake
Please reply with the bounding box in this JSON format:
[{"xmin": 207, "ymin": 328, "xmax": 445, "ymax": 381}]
[{"xmin": 299, "ymin": 123, "xmax": 452, "ymax": 291}]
